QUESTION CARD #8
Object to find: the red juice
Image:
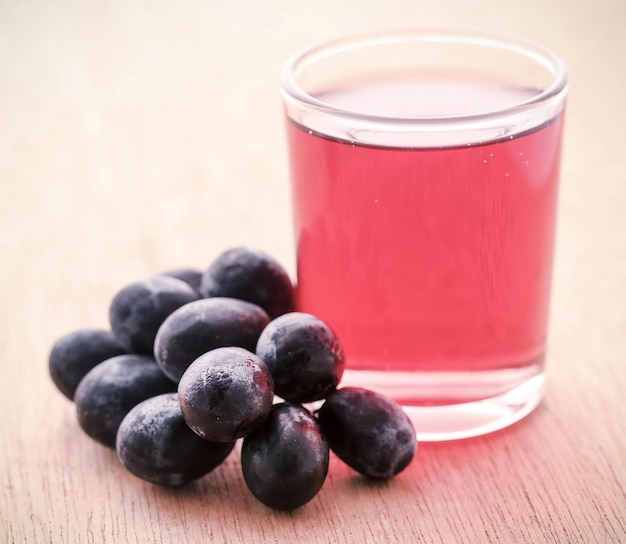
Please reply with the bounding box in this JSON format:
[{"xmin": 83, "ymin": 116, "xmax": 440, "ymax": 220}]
[{"xmin": 287, "ymin": 78, "xmax": 564, "ymax": 408}]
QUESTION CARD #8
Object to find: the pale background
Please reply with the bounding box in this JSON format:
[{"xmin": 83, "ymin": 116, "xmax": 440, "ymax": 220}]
[{"xmin": 1, "ymin": 1, "xmax": 625, "ymax": 543}]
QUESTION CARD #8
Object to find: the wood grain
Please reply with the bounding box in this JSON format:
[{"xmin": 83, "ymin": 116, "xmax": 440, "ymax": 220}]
[{"xmin": 1, "ymin": 1, "xmax": 625, "ymax": 543}]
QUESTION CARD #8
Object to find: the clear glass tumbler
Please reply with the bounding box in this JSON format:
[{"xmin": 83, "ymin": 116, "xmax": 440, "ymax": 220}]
[{"xmin": 281, "ymin": 31, "xmax": 568, "ymax": 441}]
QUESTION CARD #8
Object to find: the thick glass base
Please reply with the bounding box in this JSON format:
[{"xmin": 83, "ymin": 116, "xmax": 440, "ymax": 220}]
[{"xmin": 340, "ymin": 366, "xmax": 545, "ymax": 441}]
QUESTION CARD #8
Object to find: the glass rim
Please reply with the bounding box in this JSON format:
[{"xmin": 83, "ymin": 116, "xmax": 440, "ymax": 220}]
[{"xmin": 280, "ymin": 29, "xmax": 569, "ymax": 128}]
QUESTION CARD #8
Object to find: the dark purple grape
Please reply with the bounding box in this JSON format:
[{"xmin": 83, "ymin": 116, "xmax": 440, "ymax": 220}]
[
  {"xmin": 49, "ymin": 329, "xmax": 126, "ymax": 400},
  {"xmin": 317, "ymin": 387, "xmax": 417, "ymax": 480},
  {"xmin": 116, "ymin": 393, "xmax": 235, "ymax": 486},
  {"xmin": 74, "ymin": 354, "xmax": 176, "ymax": 448},
  {"xmin": 178, "ymin": 347, "xmax": 274, "ymax": 443},
  {"xmin": 109, "ymin": 276, "xmax": 200, "ymax": 354},
  {"xmin": 154, "ymin": 297, "xmax": 270, "ymax": 383},
  {"xmin": 255, "ymin": 312, "xmax": 344, "ymax": 403},
  {"xmin": 160, "ymin": 268, "xmax": 203, "ymax": 294},
  {"xmin": 241, "ymin": 403, "xmax": 329, "ymax": 510},
  {"xmin": 200, "ymin": 247, "xmax": 295, "ymax": 319}
]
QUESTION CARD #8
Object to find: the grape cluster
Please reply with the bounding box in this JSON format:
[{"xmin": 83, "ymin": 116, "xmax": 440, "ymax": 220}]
[{"xmin": 49, "ymin": 246, "xmax": 418, "ymax": 510}]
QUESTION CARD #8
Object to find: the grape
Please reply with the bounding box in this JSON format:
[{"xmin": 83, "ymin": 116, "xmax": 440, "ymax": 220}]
[
  {"xmin": 74, "ymin": 354, "xmax": 176, "ymax": 448},
  {"xmin": 200, "ymin": 247, "xmax": 295, "ymax": 319},
  {"xmin": 241, "ymin": 403, "xmax": 329, "ymax": 510},
  {"xmin": 154, "ymin": 297, "xmax": 270, "ymax": 383},
  {"xmin": 317, "ymin": 387, "xmax": 417, "ymax": 479},
  {"xmin": 48, "ymin": 329, "xmax": 126, "ymax": 400},
  {"xmin": 160, "ymin": 268, "xmax": 203, "ymax": 294},
  {"xmin": 109, "ymin": 275, "xmax": 200, "ymax": 354},
  {"xmin": 116, "ymin": 393, "xmax": 235, "ymax": 486},
  {"xmin": 51, "ymin": 252, "xmax": 422, "ymax": 504},
  {"xmin": 255, "ymin": 312, "xmax": 344, "ymax": 403},
  {"xmin": 178, "ymin": 347, "xmax": 274, "ymax": 442}
]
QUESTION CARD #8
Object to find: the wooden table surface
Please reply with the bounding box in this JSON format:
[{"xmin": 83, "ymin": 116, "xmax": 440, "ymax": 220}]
[{"xmin": 2, "ymin": 1, "xmax": 625, "ymax": 543}]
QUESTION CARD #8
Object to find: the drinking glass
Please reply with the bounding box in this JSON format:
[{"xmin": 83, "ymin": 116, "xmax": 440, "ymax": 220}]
[{"xmin": 281, "ymin": 31, "xmax": 568, "ymax": 440}]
